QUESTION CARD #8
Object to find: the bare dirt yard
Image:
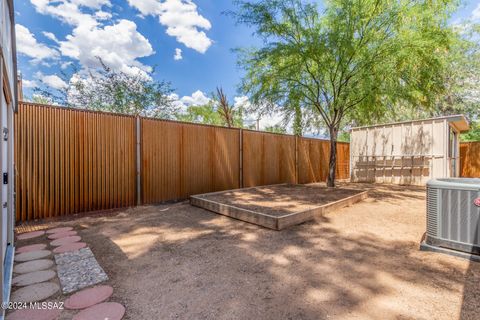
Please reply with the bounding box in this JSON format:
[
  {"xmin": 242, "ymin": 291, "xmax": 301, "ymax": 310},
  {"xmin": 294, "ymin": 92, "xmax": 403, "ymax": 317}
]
[
  {"xmin": 21, "ymin": 183, "xmax": 480, "ymax": 320},
  {"xmin": 197, "ymin": 184, "xmax": 363, "ymax": 216}
]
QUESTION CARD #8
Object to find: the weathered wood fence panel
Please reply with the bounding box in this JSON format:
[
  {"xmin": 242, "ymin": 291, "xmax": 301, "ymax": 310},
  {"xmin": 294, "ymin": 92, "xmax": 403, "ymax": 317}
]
[
  {"xmin": 141, "ymin": 119, "xmax": 240, "ymax": 204},
  {"xmin": 15, "ymin": 102, "xmax": 351, "ymax": 222},
  {"xmin": 460, "ymin": 142, "xmax": 480, "ymax": 178},
  {"xmin": 297, "ymin": 138, "xmax": 350, "ymax": 183},
  {"xmin": 15, "ymin": 103, "xmax": 136, "ymax": 222},
  {"xmin": 242, "ymin": 131, "xmax": 296, "ymax": 187}
]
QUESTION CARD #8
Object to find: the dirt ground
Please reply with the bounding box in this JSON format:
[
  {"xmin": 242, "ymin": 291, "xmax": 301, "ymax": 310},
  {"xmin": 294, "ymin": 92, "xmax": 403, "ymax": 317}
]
[
  {"xmin": 199, "ymin": 184, "xmax": 362, "ymax": 216},
  {"xmin": 20, "ymin": 183, "xmax": 480, "ymax": 320}
]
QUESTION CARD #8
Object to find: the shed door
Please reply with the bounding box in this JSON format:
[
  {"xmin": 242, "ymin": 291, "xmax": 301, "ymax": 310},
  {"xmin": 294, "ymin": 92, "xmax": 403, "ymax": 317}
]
[{"xmin": 1, "ymin": 94, "xmax": 7, "ymax": 263}]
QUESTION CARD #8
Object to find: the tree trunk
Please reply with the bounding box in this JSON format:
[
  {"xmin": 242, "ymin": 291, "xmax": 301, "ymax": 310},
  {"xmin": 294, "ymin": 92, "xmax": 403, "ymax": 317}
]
[
  {"xmin": 327, "ymin": 126, "xmax": 338, "ymax": 187},
  {"xmin": 293, "ymin": 103, "xmax": 302, "ymax": 136}
]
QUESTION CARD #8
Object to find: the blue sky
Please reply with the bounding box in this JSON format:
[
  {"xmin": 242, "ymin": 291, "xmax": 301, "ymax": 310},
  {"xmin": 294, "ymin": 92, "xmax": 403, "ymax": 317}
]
[{"xmin": 14, "ymin": 0, "xmax": 480, "ymax": 111}]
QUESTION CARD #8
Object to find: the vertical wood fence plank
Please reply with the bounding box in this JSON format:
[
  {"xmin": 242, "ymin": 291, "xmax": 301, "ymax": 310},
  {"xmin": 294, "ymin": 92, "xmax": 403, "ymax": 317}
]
[
  {"xmin": 15, "ymin": 102, "xmax": 355, "ymax": 223},
  {"xmin": 460, "ymin": 142, "xmax": 480, "ymax": 177}
]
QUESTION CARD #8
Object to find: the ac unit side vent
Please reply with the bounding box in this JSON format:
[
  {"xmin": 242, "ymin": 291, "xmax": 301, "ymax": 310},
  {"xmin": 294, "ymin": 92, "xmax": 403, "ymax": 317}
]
[{"xmin": 427, "ymin": 187, "xmax": 439, "ymax": 237}]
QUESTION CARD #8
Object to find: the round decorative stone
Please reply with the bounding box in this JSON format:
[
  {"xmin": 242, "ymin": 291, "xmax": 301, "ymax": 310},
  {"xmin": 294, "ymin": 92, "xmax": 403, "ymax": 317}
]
[
  {"xmin": 65, "ymin": 285, "xmax": 114, "ymax": 309},
  {"xmin": 48, "ymin": 231, "xmax": 77, "ymax": 240},
  {"xmin": 17, "ymin": 244, "xmax": 47, "ymax": 254},
  {"xmin": 10, "ymin": 282, "xmax": 60, "ymax": 302},
  {"xmin": 52, "ymin": 242, "xmax": 87, "ymax": 254},
  {"xmin": 17, "ymin": 231, "xmax": 45, "ymax": 240},
  {"xmin": 12, "ymin": 270, "xmax": 56, "ymax": 286},
  {"xmin": 72, "ymin": 302, "xmax": 125, "ymax": 320},
  {"xmin": 14, "ymin": 259, "xmax": 54, "ymax": 274},
  {"xmin": 15, "ymin": 250, "xmax": 51, "ymax": 262},
  {"xmin": 6, "ymin": 308, "xmax": 61, "ymax": 320},
  {"xmin": 46, "ymin": 227, "xmax": 73, "ymax": 234},
  {"xmin": 50, "ymin": 236, "xmax": 81, "ymax": 247}
]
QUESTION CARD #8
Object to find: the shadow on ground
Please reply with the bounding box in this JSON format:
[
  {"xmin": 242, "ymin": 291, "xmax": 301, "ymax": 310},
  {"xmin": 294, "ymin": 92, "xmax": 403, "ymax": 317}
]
[{"xmin": 31, "ymin": 183, "xmax": 480, "ymax": 320}]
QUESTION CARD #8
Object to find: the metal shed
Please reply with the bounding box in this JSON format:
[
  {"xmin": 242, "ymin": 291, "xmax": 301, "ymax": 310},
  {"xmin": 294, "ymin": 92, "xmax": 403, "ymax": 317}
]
[{"xmin": 350, "ymin": 115, "xmax": 470, "ymax": 185}]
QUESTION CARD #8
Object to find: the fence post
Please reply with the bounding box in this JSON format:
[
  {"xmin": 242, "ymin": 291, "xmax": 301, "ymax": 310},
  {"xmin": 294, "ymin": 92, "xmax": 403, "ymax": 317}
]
[
  {"xmin": 136, "ymin": 116, "xmax": 141, "ymax": 205},
  {"xmin": 295, "ymin": 135, "xmax": 299, "ymax": 184},
  {"xmin": 239, "ymin": 128, "xmax": 243, "ymax": 188}
]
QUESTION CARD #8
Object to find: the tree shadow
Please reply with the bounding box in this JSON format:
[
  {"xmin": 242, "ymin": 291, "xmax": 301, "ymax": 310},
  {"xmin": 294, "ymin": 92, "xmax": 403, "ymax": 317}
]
[{"xmin": 48, "ymin": 184, "xmax": 478, "ymax": 320}]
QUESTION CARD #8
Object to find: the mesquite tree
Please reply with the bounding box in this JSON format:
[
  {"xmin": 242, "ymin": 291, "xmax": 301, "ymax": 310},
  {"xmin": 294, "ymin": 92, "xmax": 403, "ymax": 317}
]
[{"xmin": 232, "ymin": 0, "xmax": 456, "ymax": 187}]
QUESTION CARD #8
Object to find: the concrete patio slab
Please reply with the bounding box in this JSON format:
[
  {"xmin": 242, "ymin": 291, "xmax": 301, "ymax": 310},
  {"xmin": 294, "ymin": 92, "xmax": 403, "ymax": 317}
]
[
  {"xmin": 17, "ymin": 231, "xmax": 45, "ymax": 240},
  {"xmin": 65, "ymin": 285, "xmax": 113, "ymax": 309},
  {"xmin": 10, "ymin": 282, "xmax": 60, "ymax": 302},
  {"xmin": 12, "ymin": 270, "xmax": 56, "ymax": 286},
  {"xmin": 6, "ymin": 308, "xmax": 61, "ymax": 320},
  {"xmin": 16, "ymin": 243, "xmax": 48, "ymax": 253},
  {"xmin": 48, "ymin": 231, "xmax": 77, "ymax": 240},
  {"xmin": 72, "ymin": 302, "xmax": 125, "ymax": 320},
  {"xmin": 46, "ymin": 227, "xmax": 73, "ymax": 234},
  {"xmin": 50, "ymin": 235, "xmax": 81, "ymax": 247},
  {"xmin": 53, "ymin": 242, "xmax": 87, "ymax": 254},
  {"xmin": 15, "ymin": 250, "xmax": 51, "ymax": 262},
  {"xmin": 13, "ymin": 259, "xmax": 54, "ymax": 274}
]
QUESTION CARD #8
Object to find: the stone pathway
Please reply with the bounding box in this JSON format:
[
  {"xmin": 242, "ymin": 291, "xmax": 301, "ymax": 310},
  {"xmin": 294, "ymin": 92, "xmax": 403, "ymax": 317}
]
[{"xmin": 7, "ymin": 226, "xmax": 125, "ymax": 320}]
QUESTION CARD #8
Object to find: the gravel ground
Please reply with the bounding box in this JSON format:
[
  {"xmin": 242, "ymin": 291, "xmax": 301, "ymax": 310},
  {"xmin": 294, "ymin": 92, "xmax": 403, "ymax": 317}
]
[
  {"xmin": 198, "ymin": 184, "xmax": 363, "ymax": 216},
  {"xmin": 19, "ymin": 183, "xmax": 480, "ymax": 320}
]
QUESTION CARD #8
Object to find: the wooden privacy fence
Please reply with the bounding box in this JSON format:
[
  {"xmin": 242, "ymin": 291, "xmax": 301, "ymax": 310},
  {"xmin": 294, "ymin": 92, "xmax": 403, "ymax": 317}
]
[
  {"xmin": 460, "ymin": 142, "xmax": 480, "ymax": 178},
  {"xmin": 15, "ymin": 102, "xmax": 350, "ymax": 223}
]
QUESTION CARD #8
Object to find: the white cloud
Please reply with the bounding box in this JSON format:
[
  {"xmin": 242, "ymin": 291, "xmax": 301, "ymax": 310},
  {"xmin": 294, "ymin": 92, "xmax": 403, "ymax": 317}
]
[
  {"xmin": 59, "ymin": 19, "xmax": 154, "ymax": 77},
  {"xmin": 42, "ymin": 31, "xmax": 58, "ymax": 42},
  {"xmin": 30, "ymin": 0, "xmax": 99, "ymax": 28},
  {"xmin": 234, "ymin": 96, "xmax": 285, "ymax": 131},
  {"xmin": 127, "ymin": 0, "xmax": 213, "ymax": 53},
  {"xmin": 95, "ymin": 10, "xmax": 112, "ymax": 20},
  {"xmin": 30, "ymin": 0, "xmax": 155, "ymax": 77},
  {"xmin": 170, "ymin": 90, "xmax": 211, "ymax": 111},
  {"xmin": 61, "ymin": 61, "xmax": 73, "ymax": 69},
  {"xmin": 174, "ymin": 48, "xmax": 182, "ymax": 60},
  {"xmin": 22, "ymin": 79, "xmax": 38, "ymax": 88},
  {"xmin": 40, "ymin": 74, "xmax": 68, "ymax": 90},
  {"xmin": 233, "ymin": 95, "xmax": 250, "ymax": 110},
  {"xmin": 70, "ymin": 0, "xmax": 111, "ymax": 9},
  {"xmin": 15, "ymin": 24, "xmax": 59, "ymax": 62},
  {"xmin": 473, "ymin": 3, "xmax": 480, "ymax": 20},
  {"xmin": 180, "ymin": 90, "xmax": 210, "ymax": 106}
]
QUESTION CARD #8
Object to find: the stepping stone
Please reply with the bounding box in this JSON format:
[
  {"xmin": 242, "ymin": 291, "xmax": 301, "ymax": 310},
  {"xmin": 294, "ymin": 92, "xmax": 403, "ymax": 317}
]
[
  {"xmin": 46, "ymin": 227, "xmax": 73, "ymax": 234},
  {"xmin": 17, "ymin": 231, "xmax": 45, "ymax": 240},
  {"xmin": 14, "ymin": 259, "xmax": 54, "ymax": 274},
  {"xmin": 15, "ymin": 250, "xmax": 51, "ymax": 262},
  {"xmin": 65, "ymin": 285, "xmax": 113, "ymax": 309},
  {"xmin": 10, "ymin": 282, "xmax": 60, "ymax": 302},
  {"xmin": 56, "ymin": 249, "xmax": 108, "ymax": 294},
  {"xmin": 53, "ymin": 242, "xmax": 87, "ymax": 254},
  {"xmin": 17, "ymin": 243, "xmax": 47, "ymax": 253},
  {"xmin": 48, "ymin": 231, "xmax": 77, "ymax": 240},
  {"xmin": 12, "ymin": 270, "xmax": 56, "ymax": 286},
  {"xmin": 72, "ymin": 302, "xmax": 125, "ymax": 320},
  {"xmin": 55, "ymin": 247, "xmax": 94, "ymax": 266},
  {"xmin": 6, "ymin": 308, "xmax": 61, "ymax": 320},
  {"xmin": 51, "ymin": 236, "xmax": 81, "ymax": 247}
]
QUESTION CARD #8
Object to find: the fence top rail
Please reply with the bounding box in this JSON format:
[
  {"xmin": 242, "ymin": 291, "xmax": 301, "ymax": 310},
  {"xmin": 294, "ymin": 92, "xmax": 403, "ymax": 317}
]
[
  {"xmin": 299, "ymin": 136, "xmax": 350, "ymax": 144},
  {"xmin": 19, "ymin": 101, "xmax": 351, "ymax": 144},
  {"xmin": 140, "ymin": 115, "xmax": 241, "ymax": 131},
  {"xmin": 19, "ymin": 101, "xmax": 137, "ymax": 119}
]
